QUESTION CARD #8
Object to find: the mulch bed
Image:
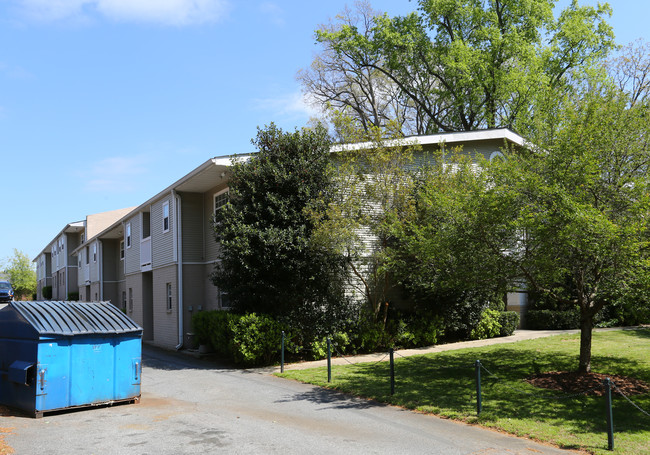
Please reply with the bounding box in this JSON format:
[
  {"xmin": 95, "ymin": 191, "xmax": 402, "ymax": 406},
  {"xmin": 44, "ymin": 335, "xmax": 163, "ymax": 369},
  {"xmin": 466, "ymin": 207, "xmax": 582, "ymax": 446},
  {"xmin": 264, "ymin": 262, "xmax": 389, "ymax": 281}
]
[{"xmin": 526, "ymin": 371, "xmax": 650, "ymax": 397}]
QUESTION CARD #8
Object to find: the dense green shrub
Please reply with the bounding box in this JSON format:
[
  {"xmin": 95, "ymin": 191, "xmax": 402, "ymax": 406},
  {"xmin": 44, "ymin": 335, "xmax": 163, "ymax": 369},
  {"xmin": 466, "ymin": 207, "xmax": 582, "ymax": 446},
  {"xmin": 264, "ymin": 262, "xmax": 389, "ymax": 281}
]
[
  {"xmin": 67, "ymin": 292, "xmax": 79, "ymax": 301},
  {"xmin": 526, "ymin": 309, "xmax": 580, "ymax": 329},
  {"xmin": 498, "ymin": 311, "xmax": 520, "ymax": 336},
  {"xmin": 229, "ymin": 313, "xmax": 288, "ymax": 365},
  {"xmin": 42, "ymin": 286, "xmax": 52, "ymax": 299},
  {"xmin": 470, "ymin": 308, "xmax": 502, "ymax": 340},
  {"xmin": 310, "ymin": 332, "xmax": 351, "ymax": 359}
]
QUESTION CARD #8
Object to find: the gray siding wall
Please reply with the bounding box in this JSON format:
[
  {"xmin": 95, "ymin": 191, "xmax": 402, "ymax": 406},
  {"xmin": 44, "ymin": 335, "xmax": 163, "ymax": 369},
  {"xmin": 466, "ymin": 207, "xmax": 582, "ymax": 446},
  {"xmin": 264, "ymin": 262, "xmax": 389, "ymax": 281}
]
[
  {"xmin": 205, "ymin": 184, "xmax": 227, "ymax": 262},
  {"xmin": 152, "ymin": 195, "xmax": 175, "ymax": 267},
  {"xmin": 90, "ymin": 240, "xmax": 100, "ymax": 283},
  {"xmin": 203, "ymin": 263, "xmax": 220, "ymax": 311},
  {"xmin": 181, "ymin": 193, "xmax": 204, "ymax": 263},
  {"xmin": 124, "ymin": 215, "xmax": 141, "ymax": 275},
  {"xmin": 125, "ymin": 273, "xmax": 143, "ymax": 326},
  {"xmin": 152, "ymin": 265, "xmax": 178, "ymax": 349}
]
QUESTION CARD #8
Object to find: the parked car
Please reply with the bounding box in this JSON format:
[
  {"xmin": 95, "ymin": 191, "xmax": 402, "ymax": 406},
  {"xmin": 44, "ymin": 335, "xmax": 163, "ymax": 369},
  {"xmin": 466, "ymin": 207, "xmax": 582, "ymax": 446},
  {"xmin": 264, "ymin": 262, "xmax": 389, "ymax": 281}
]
[{"xmin": 0, "ymin": 281, "xmax": 14, "ymax": 302}]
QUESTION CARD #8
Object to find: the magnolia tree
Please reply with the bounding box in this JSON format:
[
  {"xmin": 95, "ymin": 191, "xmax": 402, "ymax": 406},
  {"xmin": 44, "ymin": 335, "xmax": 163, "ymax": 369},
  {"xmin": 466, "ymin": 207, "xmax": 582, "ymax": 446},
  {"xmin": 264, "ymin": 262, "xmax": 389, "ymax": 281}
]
[{"xmin": 212, "ymin": 124, "xmax": 352, "ymax": 339}]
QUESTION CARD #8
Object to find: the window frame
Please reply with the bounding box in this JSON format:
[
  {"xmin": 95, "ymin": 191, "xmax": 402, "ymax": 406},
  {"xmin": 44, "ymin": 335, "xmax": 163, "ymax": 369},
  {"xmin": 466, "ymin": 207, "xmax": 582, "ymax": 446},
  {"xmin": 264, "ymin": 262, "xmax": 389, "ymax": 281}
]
[
  {"xmin": 126, "ymin": 223, "xmax": 132, "ymax": 249},
  {"xmin": 162, "ymin": 201, "xmax": 170, "ymax": 233},
  {"xmin": 213, "ymin": 189, "xmax": 229, "ymax": 215},
  {"xmin": 166, "ymin": 282, "xmax": 173, "ymax": 312}
]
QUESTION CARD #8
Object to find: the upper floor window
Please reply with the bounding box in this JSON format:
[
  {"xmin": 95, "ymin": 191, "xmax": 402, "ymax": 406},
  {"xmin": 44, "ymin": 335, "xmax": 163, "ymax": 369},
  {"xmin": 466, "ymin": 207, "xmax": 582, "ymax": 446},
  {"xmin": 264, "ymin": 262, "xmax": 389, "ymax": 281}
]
[
  {"xmin": 93, "ymin": 243, "xmax": 97, "ymax": 263},
  {"xmin": 162, "ymin": 201, "xmax": 170, "ymax": 233},
  {"xmin": 214, "ymin": 189, "xmax": 229, "ymax": 215},
  {"xmin": 85, "ymin": 246, "xmax": 89, "ymax": 265},
  {"xmin": 120, "ymin": 240, "xmax": 125, "ymax": 260},
  {"xmin": 126, "ymin": 223, "xmax": 132, "ymax": 248}
]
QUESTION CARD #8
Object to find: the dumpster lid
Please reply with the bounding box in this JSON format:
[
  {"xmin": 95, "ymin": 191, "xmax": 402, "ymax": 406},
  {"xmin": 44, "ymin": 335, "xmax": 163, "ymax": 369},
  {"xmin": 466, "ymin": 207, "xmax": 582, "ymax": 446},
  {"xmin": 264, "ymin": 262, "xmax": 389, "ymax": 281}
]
[{"xmin": 9, "ymin": 301, "xmax": 142, "ymax": 336}]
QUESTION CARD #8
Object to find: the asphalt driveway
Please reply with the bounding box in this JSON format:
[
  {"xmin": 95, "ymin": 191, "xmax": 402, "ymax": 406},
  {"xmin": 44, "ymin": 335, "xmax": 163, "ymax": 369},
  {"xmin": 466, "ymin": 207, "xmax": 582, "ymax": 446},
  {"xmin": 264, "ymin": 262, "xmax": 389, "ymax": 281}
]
[{"xmin": 1, "ymin": 345, "xmax": 576, "ymax": 454}]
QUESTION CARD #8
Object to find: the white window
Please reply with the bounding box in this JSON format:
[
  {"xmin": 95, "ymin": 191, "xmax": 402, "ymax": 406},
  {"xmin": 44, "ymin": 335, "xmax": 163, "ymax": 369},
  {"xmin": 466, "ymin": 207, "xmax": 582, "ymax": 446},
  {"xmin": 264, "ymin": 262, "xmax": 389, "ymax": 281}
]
[
  {"xmin": 162, "ymin": 201, "xmax": 170, "ymax": 233},
  {"xmin": 126, "ymin": 223, "xmax": 132, "ymax": 248},
  {"xmin": 166, "ymin": 283, "xmax": 173, "ymax": 311},
  {"xmin": 120, "ymin": 240, "xmax": 125, "ymax": 260},
  {"xmin": 85, "ymin": 246, "xmax": 89, "ymax": 265},
  {"xmin": 93, "ymin": 243, "xmax": 97, "ymax": 263},
  {"xmin": 214, "ymin": 189, "xmax": 229, "ymax": 214},
  {"xmin": 219, "ymin": 290, "xmax": 231, "ymax": 309}
]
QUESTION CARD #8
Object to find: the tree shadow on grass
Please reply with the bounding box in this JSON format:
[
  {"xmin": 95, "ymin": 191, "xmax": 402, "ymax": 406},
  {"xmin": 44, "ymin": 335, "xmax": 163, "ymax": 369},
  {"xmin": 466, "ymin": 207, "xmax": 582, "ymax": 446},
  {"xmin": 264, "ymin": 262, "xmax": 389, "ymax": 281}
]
[{"xmin": 616, "ymin": 327, "xmax": 650, "ymax": 340}]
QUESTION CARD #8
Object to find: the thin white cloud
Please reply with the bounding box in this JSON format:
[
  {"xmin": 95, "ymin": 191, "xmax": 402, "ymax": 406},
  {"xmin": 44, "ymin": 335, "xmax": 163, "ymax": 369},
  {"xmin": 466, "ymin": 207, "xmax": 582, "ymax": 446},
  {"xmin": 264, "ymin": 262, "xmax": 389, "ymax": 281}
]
[
  {"xmin": 258, "ymin": 2, "xmax": 284, "ymax": 27},
  {"xmin": 15, "ymin": 0, "xmax": 231, "ymax": 26},
  {"xmin": 253, "ymin": 90, "xmax": 322, "ymax": 120},
  {"xmin": 83, "ymin": 155, "xmax": 149, "ymax": 193},
  {"xmin": 0, "ymin": 62, "xmax": 34, "ymax": 80}
]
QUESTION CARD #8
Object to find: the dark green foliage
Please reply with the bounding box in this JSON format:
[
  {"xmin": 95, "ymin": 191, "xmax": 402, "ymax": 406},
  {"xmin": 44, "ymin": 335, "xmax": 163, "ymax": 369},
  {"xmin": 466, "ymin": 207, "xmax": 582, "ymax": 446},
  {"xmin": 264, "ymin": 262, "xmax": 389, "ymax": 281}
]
[
  {"xmin": 229, "ymin": 313, "xmax": 288, "ymax": 365},
  {"xmin": 67, "ymin": 292, "xmax": 79, "ymax": 301},
  {"xmin": 470, "ymin": 308, "xmax": 502, "ymax": 340},
  {"xmin": 212, "ymin": 123, "xmax": 351, "ymax": 341},
  {"xmin": 42, "ymin": 285, "xmax": 52, "ymax": 299},
  {"xmin": 192, "ymin": 310, "xmax": 295, "ymax": 366},
  {"xmin": 498, "ymin": 311, "xmax": 520, "ymax": 337},
  {"xmin": 526, "ymin": 309, "xmax": 580, "ymax": 330}
]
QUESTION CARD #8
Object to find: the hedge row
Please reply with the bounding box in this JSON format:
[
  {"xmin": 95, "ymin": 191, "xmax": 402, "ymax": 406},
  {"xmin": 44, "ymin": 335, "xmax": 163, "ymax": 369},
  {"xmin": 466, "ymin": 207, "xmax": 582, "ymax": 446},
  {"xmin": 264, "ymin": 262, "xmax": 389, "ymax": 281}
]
[{"xmin": 192, "ymin": 309, "xmax": 520, "ymax": 366}]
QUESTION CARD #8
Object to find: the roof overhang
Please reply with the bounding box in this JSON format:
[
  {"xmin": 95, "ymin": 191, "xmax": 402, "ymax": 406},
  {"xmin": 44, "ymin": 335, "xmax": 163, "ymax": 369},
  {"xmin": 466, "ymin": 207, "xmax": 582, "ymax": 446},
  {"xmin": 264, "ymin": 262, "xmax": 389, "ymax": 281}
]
[{"xmin": 331, "ymin": 128, "xmax": 526, "ymax": 153}]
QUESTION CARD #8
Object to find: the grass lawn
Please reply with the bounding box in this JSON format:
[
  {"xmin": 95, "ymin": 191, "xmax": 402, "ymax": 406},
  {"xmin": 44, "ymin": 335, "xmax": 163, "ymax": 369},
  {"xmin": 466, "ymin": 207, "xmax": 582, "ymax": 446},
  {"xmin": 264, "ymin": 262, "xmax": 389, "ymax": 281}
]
[{"xmin": 276, "ymin": 329, "xmax": 650, "ymax": 454}]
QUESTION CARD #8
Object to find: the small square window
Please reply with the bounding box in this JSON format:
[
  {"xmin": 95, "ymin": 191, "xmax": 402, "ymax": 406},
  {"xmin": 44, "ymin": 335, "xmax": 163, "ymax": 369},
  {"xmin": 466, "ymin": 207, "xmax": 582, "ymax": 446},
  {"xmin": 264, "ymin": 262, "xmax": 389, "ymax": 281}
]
[{"xmin": 219, "ymin": 290, "xmax": 231, "ymax": 309}]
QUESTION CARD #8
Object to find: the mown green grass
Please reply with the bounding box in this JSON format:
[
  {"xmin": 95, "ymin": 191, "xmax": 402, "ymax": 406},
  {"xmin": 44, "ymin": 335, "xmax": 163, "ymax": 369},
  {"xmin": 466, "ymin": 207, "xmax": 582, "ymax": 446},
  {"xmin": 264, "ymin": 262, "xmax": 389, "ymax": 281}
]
[{"xmin": 277, "ymin": 329, "xmax": 650, "ymax": 454}]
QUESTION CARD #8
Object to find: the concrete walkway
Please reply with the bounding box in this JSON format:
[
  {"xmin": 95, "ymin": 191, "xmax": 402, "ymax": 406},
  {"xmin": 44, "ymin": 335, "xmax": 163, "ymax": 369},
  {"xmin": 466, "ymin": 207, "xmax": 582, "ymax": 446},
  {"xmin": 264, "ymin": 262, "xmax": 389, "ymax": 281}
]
[{"xmin": 264, "ymin": 327, "xmax": 634, "ymax": 373}]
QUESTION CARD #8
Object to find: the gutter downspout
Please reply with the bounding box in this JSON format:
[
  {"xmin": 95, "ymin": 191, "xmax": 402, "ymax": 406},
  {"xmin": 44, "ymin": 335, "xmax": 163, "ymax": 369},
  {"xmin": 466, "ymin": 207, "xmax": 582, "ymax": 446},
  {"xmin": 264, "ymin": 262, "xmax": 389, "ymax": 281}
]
[{"xmin": 174, "ymin": 190, "xmax": 184, "ymax": 350}]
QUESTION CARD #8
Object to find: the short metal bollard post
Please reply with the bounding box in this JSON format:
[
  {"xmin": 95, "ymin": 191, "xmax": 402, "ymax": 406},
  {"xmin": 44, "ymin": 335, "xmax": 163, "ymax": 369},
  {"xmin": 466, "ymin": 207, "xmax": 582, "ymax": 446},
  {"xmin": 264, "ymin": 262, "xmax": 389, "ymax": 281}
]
[
  {"xmin": 327, "ymin": 337, "xmax": 332, "ymax": 383},
  {"xmin": 604, "ymin": 378, "xmax": 614, "ymax": 450},
  {"xmin": 280, "ymin": 331, "xmax": 285, "ymax": 373},
  {"xmin": 389, "ymin": 348, "xmax": 395, "ymax": 395},
  {"xmin": 475, "ymin": 360, "xmax": 482, "ymax": 416}
]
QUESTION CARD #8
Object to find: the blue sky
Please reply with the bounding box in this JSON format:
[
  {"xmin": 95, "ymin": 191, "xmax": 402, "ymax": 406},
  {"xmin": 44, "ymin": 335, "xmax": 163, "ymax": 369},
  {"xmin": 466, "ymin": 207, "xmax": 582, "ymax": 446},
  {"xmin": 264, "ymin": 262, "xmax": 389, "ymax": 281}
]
[{"xmin": 1, "ymin": 0, "xmax": 649, "ymax": 265}]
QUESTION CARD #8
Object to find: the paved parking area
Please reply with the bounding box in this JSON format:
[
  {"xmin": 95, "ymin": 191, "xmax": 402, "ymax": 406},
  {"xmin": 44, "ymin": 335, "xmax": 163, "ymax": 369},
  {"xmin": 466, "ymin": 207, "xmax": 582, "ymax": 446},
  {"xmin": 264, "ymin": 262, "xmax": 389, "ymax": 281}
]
[{"xmin": 0, "ymin": 343, "xmax": 578, "ymax": 454}]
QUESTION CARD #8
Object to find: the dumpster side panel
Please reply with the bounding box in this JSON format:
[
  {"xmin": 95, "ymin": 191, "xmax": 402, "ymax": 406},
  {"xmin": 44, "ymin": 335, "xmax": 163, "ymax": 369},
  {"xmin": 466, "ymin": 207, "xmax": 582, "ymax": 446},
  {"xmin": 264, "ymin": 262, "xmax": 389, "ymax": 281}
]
[
  {"xmin": 35, "ymin": 339, "xmax": 72, "ymax": 412},
  {"xmin": 113, "ymin": 336, "xmax": 142, "ymax": 400},
  {"xmin": 0, "ymin": 338, "xmax": 38, "ymax": 413}
]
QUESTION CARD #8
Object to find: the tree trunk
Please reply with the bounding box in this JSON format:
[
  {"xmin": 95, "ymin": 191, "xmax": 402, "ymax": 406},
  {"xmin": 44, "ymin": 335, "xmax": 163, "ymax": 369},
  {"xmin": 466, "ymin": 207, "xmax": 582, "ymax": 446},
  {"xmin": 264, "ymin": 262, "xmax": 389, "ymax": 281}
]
[{"xmin": 578, "ymin": 312, "xmax": 593, "ymax": 374}]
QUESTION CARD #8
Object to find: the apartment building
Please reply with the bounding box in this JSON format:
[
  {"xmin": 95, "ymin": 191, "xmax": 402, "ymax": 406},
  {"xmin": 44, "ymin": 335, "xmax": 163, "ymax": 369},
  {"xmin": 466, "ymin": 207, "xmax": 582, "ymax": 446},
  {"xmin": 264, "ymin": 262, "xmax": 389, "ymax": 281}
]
[
  {"xmin": 34, "ymin": 208, "xmax": 135, "ymax": 301},
  {"xmin": 72, "ymin": 157, "xmax": 234, "ymax": 349},
  {"xmin": 33, "ymin": 129, "xmax": 527, "ymax": 349}
]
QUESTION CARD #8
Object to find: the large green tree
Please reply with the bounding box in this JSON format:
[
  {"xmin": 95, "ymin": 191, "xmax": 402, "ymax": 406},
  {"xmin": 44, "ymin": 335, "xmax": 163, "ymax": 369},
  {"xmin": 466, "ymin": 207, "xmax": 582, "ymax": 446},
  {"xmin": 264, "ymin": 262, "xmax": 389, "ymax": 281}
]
[
  {"xmin": 212, "ymin": 124, "xmax": 350, "ymax": 337},
  {"xmin": 2, "ymin": 249, "xmax": 37, "ymax": 300},
  {"xmin": 304, "ymin": 0, "xmax": 614, "ymax": 135},
  {"xmin": 388, "ymin": 83, "xmax": 650, "ymax": 373}
]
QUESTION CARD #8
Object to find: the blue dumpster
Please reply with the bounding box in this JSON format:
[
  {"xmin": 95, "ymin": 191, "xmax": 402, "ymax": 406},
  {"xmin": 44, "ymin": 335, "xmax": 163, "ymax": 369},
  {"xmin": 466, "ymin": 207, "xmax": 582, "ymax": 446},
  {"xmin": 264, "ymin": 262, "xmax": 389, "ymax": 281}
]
[{"xmin": 0, "ymin": 301, "xmax": 142, "ymax": 417}]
